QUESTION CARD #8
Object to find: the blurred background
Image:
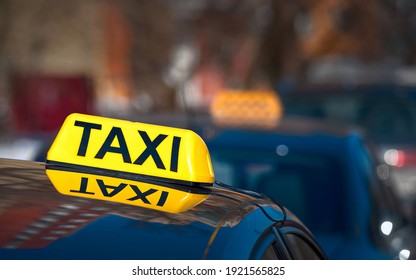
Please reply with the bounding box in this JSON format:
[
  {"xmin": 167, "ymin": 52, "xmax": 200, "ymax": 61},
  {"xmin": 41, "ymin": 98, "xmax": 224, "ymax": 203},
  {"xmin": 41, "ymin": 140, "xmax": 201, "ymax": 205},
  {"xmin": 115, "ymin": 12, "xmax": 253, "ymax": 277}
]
[
  {"xmin": 2, "ymin": 0, "xmax": 416, "ymax": 259},
  {"xmin": 1, "ymin": 0, "xmax": 416, "ymax": 135}
]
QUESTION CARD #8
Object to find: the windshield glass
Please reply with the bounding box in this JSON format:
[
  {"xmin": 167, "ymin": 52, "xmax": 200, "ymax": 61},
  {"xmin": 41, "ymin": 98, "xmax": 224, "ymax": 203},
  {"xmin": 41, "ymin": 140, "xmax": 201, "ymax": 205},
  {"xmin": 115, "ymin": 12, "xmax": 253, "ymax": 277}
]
[{"xmin": 282, "ymin": 92, "xmax": 416, "ymax": 145}]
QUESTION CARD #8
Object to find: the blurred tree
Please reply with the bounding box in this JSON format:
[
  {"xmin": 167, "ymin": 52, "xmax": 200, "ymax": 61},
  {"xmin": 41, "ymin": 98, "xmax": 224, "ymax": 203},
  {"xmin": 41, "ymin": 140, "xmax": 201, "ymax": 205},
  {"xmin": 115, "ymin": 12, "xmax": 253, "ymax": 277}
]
[
  {"xmin": 0, "ymin": 1, "xmax": 11, "ymax": 54},
  {"xmin": 0, "ymin": 0, "xmax": 12, "ymax": 133},
  {"xmin": 249, "ymin": 0, "xmax": 396, "ymax": 88},
  {"xmin": 248, "ymin": 0, "xmax": 307, "ymax": 88},
  {"xmin": 380, "ymin": 0, "xmax": 416, "ymax": 65},
  {"xmin": 118, "ymin": 0, "xmax": 177, "ymax": 112},
  {"xmin": 181, "ymin": 0, "xmax": 274, "ymax": 109},
  {"xmin": 297, "ymin": 0, "xmax": 383, "ymax": 60}
]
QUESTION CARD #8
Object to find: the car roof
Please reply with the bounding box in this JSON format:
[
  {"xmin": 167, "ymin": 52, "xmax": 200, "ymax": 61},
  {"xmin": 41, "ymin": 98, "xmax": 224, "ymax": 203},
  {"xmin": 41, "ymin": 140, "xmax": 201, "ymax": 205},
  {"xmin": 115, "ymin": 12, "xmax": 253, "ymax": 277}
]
[
  {"xmin": 199, "ymin": 115, "xmax": 366, "ymax": 142},
  {"xmin": 0, "ymin": 158, "xmax": 290, "ymax": 259},
  {"xmin": 131, "ymin": 112, "xmax": 365, "ymax": 138},
  {"xmin": 125, "ymin": 114, "xmax": 370, "ymax": 161},
  {"xmin": 280, "ymin": 83, "xmax": 416, "ymax": 98}
]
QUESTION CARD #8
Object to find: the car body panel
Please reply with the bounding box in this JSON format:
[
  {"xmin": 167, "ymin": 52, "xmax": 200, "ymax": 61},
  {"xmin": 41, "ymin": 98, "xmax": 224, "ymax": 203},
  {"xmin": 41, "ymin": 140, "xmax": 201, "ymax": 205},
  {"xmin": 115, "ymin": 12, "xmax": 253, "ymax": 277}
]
[{"xmin": 0, "ymin": 158, "xmax": 323, "ymax": 260}]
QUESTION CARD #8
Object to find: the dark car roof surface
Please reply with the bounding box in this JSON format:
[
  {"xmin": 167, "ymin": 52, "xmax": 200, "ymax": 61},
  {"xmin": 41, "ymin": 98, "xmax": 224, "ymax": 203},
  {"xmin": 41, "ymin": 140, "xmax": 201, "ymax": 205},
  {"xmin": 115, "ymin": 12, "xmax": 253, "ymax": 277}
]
[
  {"xmin": 198, "ymin": 116, "xmax": 367, "ymax": 150},
  {"xmin": 279, "ymin": 84, "xmax": 416, "ymax": 145},
  {"xmin": 0, "ymin": 158, "xmax": 294, "ymax": 260},
  {"xmin": 280, "ymin": 83, "xmax": 416, "ymax": 98},
  {"xmin": 131, "ymin": 113, "xmax": 364, "ymax": 139}
]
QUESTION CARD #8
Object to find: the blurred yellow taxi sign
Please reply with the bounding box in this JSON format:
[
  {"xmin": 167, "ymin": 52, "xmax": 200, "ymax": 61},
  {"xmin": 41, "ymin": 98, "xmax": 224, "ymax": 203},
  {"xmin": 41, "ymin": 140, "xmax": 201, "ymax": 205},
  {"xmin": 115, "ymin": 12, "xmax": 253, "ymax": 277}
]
[
  {"xmin": 45, "ymin": 113, "xmax": 214, "ymax": 213},
  {"xmin": 210, "ymin": 89, "xmax": 283, "ymax": 128}
]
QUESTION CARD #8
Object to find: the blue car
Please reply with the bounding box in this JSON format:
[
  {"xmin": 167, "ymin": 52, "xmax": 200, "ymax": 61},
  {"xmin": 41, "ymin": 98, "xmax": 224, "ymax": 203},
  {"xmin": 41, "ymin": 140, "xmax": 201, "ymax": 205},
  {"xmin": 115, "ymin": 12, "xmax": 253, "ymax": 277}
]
[
  {"xmin": 0, "ymin": 113, "xmax": 325, "ymax": 260},
  {"xmin": 199, "ymin": 116, "xmax": 411, "ymax": 260},
  {"xmin": 279, "ymin": 84, "xmax": 416, "ymax": 219}
]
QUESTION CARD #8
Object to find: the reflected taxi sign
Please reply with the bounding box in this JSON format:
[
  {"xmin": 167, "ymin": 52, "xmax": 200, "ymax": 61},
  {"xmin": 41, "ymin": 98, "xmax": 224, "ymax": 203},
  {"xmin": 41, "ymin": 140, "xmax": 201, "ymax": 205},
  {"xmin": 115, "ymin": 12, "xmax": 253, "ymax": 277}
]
[
  {"xmin": 210, "ymin": 89, "xmax": 283, "ymax": 128},
  {"xmin": 45, "ymin": 113, "xmax": 214, "ymax": 213}
]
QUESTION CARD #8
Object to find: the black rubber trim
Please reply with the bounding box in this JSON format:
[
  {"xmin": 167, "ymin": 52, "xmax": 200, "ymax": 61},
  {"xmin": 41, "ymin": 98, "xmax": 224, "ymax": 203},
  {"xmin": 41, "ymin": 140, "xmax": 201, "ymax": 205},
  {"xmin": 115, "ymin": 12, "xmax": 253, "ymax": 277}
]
[{"xmin": 45, "ymin": 160, "xmax": 212, "ymax": 194}]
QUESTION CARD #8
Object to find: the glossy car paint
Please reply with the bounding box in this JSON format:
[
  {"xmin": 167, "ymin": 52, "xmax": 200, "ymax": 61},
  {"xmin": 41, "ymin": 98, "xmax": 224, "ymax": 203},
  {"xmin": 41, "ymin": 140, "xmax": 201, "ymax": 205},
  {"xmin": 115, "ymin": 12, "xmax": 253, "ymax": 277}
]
[{"xmin": 0, "ymin": 158, "xmax": 320, "ymax": 260}]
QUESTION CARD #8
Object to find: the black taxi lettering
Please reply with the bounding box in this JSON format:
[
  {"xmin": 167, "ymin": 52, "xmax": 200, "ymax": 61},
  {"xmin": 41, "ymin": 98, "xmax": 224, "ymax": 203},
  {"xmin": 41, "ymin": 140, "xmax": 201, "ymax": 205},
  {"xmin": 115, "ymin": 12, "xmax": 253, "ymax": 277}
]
[
  {"xmin": 74, "ymin": 121, "xmax": 181, "ymax": 172},
  {"xmin": 95, "ymin": 127, "xmax": 131, "ymax": 163},
  {"xmin": 71, "ymin": 177, "xmax": 169, "ymax": 206},
  {"xmin": 74, "ymin": 121, "xmax": 102, "ymax": 156},
  {"xmin": 133, "ymin": 131, "xmax": 167, "ymax": 169}
]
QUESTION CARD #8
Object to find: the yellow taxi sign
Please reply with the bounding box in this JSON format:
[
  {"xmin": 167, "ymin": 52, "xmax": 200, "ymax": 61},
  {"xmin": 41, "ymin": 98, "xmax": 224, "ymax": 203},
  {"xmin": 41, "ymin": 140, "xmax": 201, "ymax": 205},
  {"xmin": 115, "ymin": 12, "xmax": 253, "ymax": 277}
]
[
  {"xmin": 46, "ymin": 171, "xmax": 210, "ymax": 213},
  {"xmin": 210, "ymin": 89, "xmax": 283, "ymax": 128},
  {"xmin": 45, "ymin": 113, "xmax": 214, "ymax": 213}
]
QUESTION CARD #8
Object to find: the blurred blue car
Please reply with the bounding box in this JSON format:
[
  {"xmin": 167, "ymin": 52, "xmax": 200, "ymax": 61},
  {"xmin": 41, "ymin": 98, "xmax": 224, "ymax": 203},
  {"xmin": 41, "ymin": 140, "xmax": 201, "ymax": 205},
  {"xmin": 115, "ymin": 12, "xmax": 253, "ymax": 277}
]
[
  {"xmin": 279, "ymin": 84, "xmax": 416, "ymax": 218},
  {"xmin": 198, "ymin": 116, "xmax": 410, "ymax": 259}
]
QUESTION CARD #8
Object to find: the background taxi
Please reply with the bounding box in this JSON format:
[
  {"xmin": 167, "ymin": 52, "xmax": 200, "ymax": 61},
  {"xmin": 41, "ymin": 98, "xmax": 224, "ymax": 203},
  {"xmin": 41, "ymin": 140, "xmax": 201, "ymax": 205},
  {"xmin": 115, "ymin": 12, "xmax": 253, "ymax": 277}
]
[
  {"xmin": 200, "ymin": 117, "xmax": 411, "ymax": 259},
  {"xmin": 189, "ymin": 90, "xmax": 415, "ymax": 260}
]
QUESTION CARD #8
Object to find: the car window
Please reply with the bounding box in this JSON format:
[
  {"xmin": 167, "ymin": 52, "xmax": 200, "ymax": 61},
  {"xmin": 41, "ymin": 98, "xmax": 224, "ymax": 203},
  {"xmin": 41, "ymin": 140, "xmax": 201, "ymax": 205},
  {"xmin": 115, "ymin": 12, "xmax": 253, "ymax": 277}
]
[
  {"xmin": 322, "ymin": 95, "xmax": 362, "ymax": 122},
  {"xmin": 282, "ymin": 92, "xmax": 416, "ymax": 145},
  {"xmin": 210, "ymin": 149, "xmax": 348, "ymax": 233},
  {"xmin": 361, "ymin": 101, "xmax": 414, "ymax": 143}
]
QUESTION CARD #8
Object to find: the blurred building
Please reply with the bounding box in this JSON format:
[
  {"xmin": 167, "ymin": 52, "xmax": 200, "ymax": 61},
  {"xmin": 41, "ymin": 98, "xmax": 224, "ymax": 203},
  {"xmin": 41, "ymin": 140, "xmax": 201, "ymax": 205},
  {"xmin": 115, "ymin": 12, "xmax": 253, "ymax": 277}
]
[{"xmin": 0, "ymin": 0, "xmax": 102, "ymax": 135}]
